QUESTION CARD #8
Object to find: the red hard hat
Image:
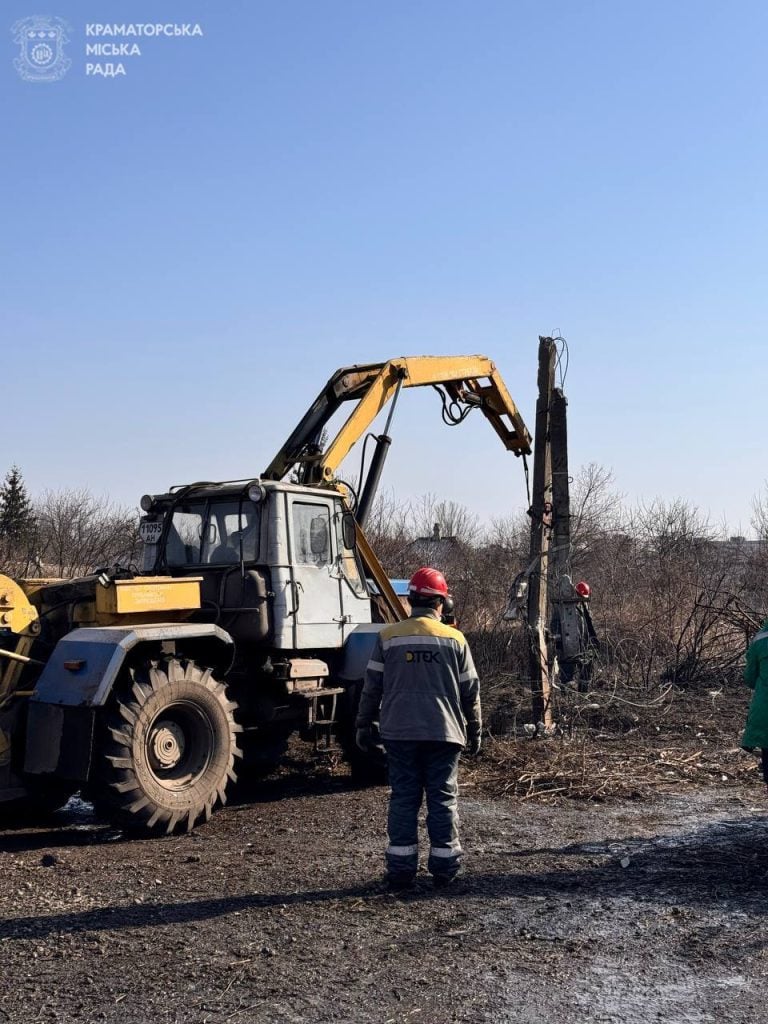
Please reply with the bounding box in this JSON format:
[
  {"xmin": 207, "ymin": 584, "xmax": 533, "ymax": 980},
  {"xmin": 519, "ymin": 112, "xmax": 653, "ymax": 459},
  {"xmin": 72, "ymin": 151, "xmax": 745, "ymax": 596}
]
[
  {"xmin": 575, "ymin": 580, "xmax": 591, "ymax": 598},
  {"xmin": 408, "ymin": 567, "xmax": 449, "ymax": 597}
]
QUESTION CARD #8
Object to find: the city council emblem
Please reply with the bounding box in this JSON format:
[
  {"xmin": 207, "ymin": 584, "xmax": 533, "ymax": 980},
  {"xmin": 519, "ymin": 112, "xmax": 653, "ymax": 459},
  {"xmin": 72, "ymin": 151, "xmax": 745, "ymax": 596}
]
[{"xmin": 12, "ymin": 16, "xmax": 71, "ymax": 82}]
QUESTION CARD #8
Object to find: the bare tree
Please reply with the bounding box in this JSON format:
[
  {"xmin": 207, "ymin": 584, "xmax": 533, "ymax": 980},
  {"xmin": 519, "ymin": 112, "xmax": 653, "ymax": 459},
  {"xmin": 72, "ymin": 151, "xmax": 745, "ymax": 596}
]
[
  {"xmin": 409, "ymin": 493, "xmax": 480, "ymax": 545},
  {"xmin": 360, "ymin": 471, "xmax": 768, "ymax": 695},
  {"xmin": 362, "ymin": 488, "xmax": 413, "ymax": 577},
  {"xmin": 33, "ymin": 489, "xmax": 140, "ymax": 578},
  {"xmin": 570, "ymin": 463, "xmax": 623, "ymax": 561}
]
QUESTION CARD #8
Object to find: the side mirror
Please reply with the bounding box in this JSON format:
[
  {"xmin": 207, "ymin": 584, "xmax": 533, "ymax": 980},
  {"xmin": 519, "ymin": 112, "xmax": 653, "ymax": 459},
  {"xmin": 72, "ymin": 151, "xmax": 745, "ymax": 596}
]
[{"xmin": 341, "ymin": 512, "xmax": 357, "ymax": 550}]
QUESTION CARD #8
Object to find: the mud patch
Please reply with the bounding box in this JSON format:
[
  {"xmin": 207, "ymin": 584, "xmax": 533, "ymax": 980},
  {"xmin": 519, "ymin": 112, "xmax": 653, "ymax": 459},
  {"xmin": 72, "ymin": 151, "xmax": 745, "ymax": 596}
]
[{"xmin": 1, "ymin": 778, "xmax": 767, "ymax": 1023}]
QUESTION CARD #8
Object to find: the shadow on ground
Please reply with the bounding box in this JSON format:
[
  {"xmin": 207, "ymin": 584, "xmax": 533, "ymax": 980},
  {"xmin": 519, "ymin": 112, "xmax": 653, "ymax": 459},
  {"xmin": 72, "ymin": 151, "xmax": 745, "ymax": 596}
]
[
  {"xmin": 0, "ymin": 760, "xmax": 379, "ymax": 853},
  {"xmin": 4, "ymin": 813, "xmax": 768, "ymax": 943}
]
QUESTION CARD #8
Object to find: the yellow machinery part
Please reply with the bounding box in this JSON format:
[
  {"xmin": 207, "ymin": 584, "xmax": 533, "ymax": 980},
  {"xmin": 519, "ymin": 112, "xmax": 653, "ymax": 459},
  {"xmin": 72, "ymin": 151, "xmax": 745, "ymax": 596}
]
[
  {"xmin": 319, "ymin": 355, "xmax": 531, "ymax": 481},
  {"xmin": 0, "ymin": 574, "xmax": 40, "ymax": 635},
  {"xmin": 264, "ymin": 354, "xmax": 532, "ymax": 485},
  {"xmin": 94, "ymin": 576, "xmax": 202, "ymax": 617},
  {"xmin": 261, "ymin": 355, "xmax": 533, "ymax": 620},
  {"xmin": 0, "ymin": 577, "xmax": 40, "ymax": 706}
]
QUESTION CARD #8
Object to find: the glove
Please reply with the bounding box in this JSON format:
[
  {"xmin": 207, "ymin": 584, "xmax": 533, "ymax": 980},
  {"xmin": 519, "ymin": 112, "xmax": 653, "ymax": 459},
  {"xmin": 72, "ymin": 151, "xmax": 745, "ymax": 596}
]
[
  {"xmin": 466, "ymin": 730, "xmax": 481, "ymax": 758},
  {"xmin": 356, "ymin": 727, "xmax": 372, "ymax": 753}
]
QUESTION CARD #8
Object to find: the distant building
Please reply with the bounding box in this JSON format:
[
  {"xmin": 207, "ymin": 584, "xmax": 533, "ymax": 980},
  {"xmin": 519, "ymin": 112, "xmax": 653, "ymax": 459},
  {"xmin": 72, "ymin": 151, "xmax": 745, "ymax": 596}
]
[{"xmin": 404, "ymin": 522, "xmax": 464, "ymax": 570}]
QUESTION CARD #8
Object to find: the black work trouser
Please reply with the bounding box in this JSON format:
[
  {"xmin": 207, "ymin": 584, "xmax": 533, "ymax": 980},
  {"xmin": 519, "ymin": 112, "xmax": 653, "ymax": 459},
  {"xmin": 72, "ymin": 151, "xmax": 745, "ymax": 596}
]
[{"xmin": 383, "ymin": 740, "xmax": 462, "ymax": 878}]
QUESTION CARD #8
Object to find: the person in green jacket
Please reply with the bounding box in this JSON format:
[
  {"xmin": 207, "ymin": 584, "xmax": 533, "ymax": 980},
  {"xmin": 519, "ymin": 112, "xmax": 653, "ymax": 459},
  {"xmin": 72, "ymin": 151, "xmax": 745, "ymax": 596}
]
[{"xmin": 741, "ymin": 618, "xmax": 768, "ymax": 788}]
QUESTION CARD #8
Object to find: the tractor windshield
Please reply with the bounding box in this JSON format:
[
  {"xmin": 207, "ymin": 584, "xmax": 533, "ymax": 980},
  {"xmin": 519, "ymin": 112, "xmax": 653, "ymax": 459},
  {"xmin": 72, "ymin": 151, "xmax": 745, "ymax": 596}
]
[{"xmin": 164, "ymin": 500, "xmax": 260, "ymax": 567}]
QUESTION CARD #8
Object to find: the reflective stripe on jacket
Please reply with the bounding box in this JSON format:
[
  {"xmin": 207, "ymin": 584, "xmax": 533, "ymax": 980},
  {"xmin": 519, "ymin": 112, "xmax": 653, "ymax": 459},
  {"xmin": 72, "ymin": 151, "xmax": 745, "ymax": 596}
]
[{"xmin": 355, "ymin": 608, "xmax": 481, "ymax": 745}]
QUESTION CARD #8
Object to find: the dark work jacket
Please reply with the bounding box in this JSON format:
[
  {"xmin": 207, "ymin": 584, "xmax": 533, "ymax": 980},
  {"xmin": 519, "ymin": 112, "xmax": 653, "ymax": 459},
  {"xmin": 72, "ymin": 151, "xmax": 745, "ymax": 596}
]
[{"xmin": 356, "ymin": 608, "xmax": 481, "ymax": 746}]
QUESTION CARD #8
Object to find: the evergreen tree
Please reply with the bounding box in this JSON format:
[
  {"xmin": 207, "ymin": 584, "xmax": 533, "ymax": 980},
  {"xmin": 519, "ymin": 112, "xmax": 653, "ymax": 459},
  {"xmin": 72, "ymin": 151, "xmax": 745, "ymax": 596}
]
[{"xmin": 0, "ymin": 465, "xmax": 34, "ymax": 542}]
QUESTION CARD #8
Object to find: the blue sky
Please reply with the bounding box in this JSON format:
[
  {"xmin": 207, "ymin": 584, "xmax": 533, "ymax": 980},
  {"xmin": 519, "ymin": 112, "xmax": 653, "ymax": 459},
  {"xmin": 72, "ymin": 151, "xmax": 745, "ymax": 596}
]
[{"xmin": 2, "ymin": 1, "xmax": 766, "ymax": 532}]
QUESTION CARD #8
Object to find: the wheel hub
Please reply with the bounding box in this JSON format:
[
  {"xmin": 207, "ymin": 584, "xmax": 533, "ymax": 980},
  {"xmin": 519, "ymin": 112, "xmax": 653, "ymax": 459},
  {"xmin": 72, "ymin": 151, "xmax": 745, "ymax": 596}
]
[{"xmin": 149, "ymin": 720, "xmax": 186, "ymax": 770}]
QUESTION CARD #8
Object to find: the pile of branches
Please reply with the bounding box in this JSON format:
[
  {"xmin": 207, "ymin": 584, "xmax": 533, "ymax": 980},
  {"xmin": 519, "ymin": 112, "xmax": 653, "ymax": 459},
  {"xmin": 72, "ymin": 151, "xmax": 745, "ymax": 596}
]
[{"xmin": 470, "ymin": 676, "xmax": 760, "ymax": 802}]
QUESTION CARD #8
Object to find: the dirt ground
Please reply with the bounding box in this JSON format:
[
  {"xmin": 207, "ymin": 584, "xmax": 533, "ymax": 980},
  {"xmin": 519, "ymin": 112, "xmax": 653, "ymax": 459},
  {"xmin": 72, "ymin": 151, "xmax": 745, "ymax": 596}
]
[{"xmin": 2, "ymin": 740, "xmax": 768, "ymax": 1024}]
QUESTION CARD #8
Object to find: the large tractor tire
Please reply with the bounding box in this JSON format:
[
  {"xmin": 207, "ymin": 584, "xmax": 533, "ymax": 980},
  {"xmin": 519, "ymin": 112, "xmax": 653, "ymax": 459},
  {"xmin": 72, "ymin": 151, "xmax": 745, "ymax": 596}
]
[{"xmin": 91, "ymin": 657, "xmax": 241, "ymax": 836}]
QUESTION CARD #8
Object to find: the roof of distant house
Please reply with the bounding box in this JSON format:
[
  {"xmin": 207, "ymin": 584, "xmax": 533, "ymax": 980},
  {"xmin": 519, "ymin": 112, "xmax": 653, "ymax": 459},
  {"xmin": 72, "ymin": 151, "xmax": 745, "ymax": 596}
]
[{"xmin": 405, "ymin": 522, "xmax": 463, "ymax": 561}]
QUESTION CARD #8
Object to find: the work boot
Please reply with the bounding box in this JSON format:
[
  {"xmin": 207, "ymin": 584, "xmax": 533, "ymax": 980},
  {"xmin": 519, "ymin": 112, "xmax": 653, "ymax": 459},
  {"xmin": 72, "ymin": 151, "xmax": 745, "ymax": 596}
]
[
  {"xmin": 432, "ymin": 866, "xmax": 465, "ymax": 889},
  {"xmin": 385, "ymin": 871, "xmax": 416, "ymax": 891}
]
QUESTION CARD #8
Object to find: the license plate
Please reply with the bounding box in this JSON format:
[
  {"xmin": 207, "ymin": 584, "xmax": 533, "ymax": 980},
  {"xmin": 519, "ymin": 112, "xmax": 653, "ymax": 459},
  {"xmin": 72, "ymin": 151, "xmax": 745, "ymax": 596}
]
[{"xmin": 139, "ymin": 520, "xmax": 163, "ymax": 544}]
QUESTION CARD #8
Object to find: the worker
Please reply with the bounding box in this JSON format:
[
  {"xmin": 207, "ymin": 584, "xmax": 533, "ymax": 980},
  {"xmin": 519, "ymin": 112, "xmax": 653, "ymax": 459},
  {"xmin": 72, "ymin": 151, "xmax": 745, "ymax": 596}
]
[
  {"xmin": 555, "ymin": 579, "xmax": 599, "ymax": 692},
  {"xmin": 741, "ymin": 618, "xmax": 768, "ymax": 791},
  {"xmin": 574, "ymin": 580, "xmax": 599, "ymax": 691},
  {"xmin": 355, "ymin": 567, "xmax": 481, "ymax": 890}
]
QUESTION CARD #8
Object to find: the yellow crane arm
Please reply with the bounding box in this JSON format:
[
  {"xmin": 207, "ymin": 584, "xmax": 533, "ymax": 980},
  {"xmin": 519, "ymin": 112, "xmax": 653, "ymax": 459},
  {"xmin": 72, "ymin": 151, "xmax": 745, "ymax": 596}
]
[
  {"xmin": 264, "ymin": 355, "xmax": 532, "ymax": 624},
  {"xmin": 263, "ymin": 354, "xmax": 532, "ymax": 485}
]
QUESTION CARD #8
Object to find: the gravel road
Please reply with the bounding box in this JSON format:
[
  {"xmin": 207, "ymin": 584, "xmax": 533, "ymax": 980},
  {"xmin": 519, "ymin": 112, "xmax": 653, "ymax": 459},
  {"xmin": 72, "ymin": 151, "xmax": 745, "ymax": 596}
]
[{"xmin": 1, "ymin": 761, "xmax": 767, "ymax": 1023}]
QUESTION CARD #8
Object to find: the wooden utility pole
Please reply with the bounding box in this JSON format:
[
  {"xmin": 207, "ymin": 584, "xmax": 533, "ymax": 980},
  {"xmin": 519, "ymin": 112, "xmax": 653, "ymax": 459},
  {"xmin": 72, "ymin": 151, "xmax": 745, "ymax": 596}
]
[
  {"xmin": 527, "ymin": 337, "xmax": 557, "ymax": 728},
  {"xmin": 550, "ymin": 388, "xmax": 571, "ymax": 583},
  {"xmin": 550, "ymin": 387, "xmax": 580, "ymax": 666}
]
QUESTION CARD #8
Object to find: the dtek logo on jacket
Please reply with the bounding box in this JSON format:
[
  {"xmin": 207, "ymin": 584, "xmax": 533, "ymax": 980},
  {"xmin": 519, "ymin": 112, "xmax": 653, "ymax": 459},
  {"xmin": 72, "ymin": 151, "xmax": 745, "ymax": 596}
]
[{"xmin": 405, "ymin": 650, "xmax": 441, "ymax": 664}]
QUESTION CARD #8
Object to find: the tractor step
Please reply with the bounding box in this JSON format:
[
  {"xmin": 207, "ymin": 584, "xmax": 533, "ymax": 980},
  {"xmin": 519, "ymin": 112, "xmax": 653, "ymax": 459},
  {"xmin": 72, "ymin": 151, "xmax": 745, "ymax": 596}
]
[
  {"xmin": 300, "ymin": 687, "xmax": 346, "ymax": 752},
  {"xmin": 296, "ymin": 687, "xmax": 345, "ymax": 699}
]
